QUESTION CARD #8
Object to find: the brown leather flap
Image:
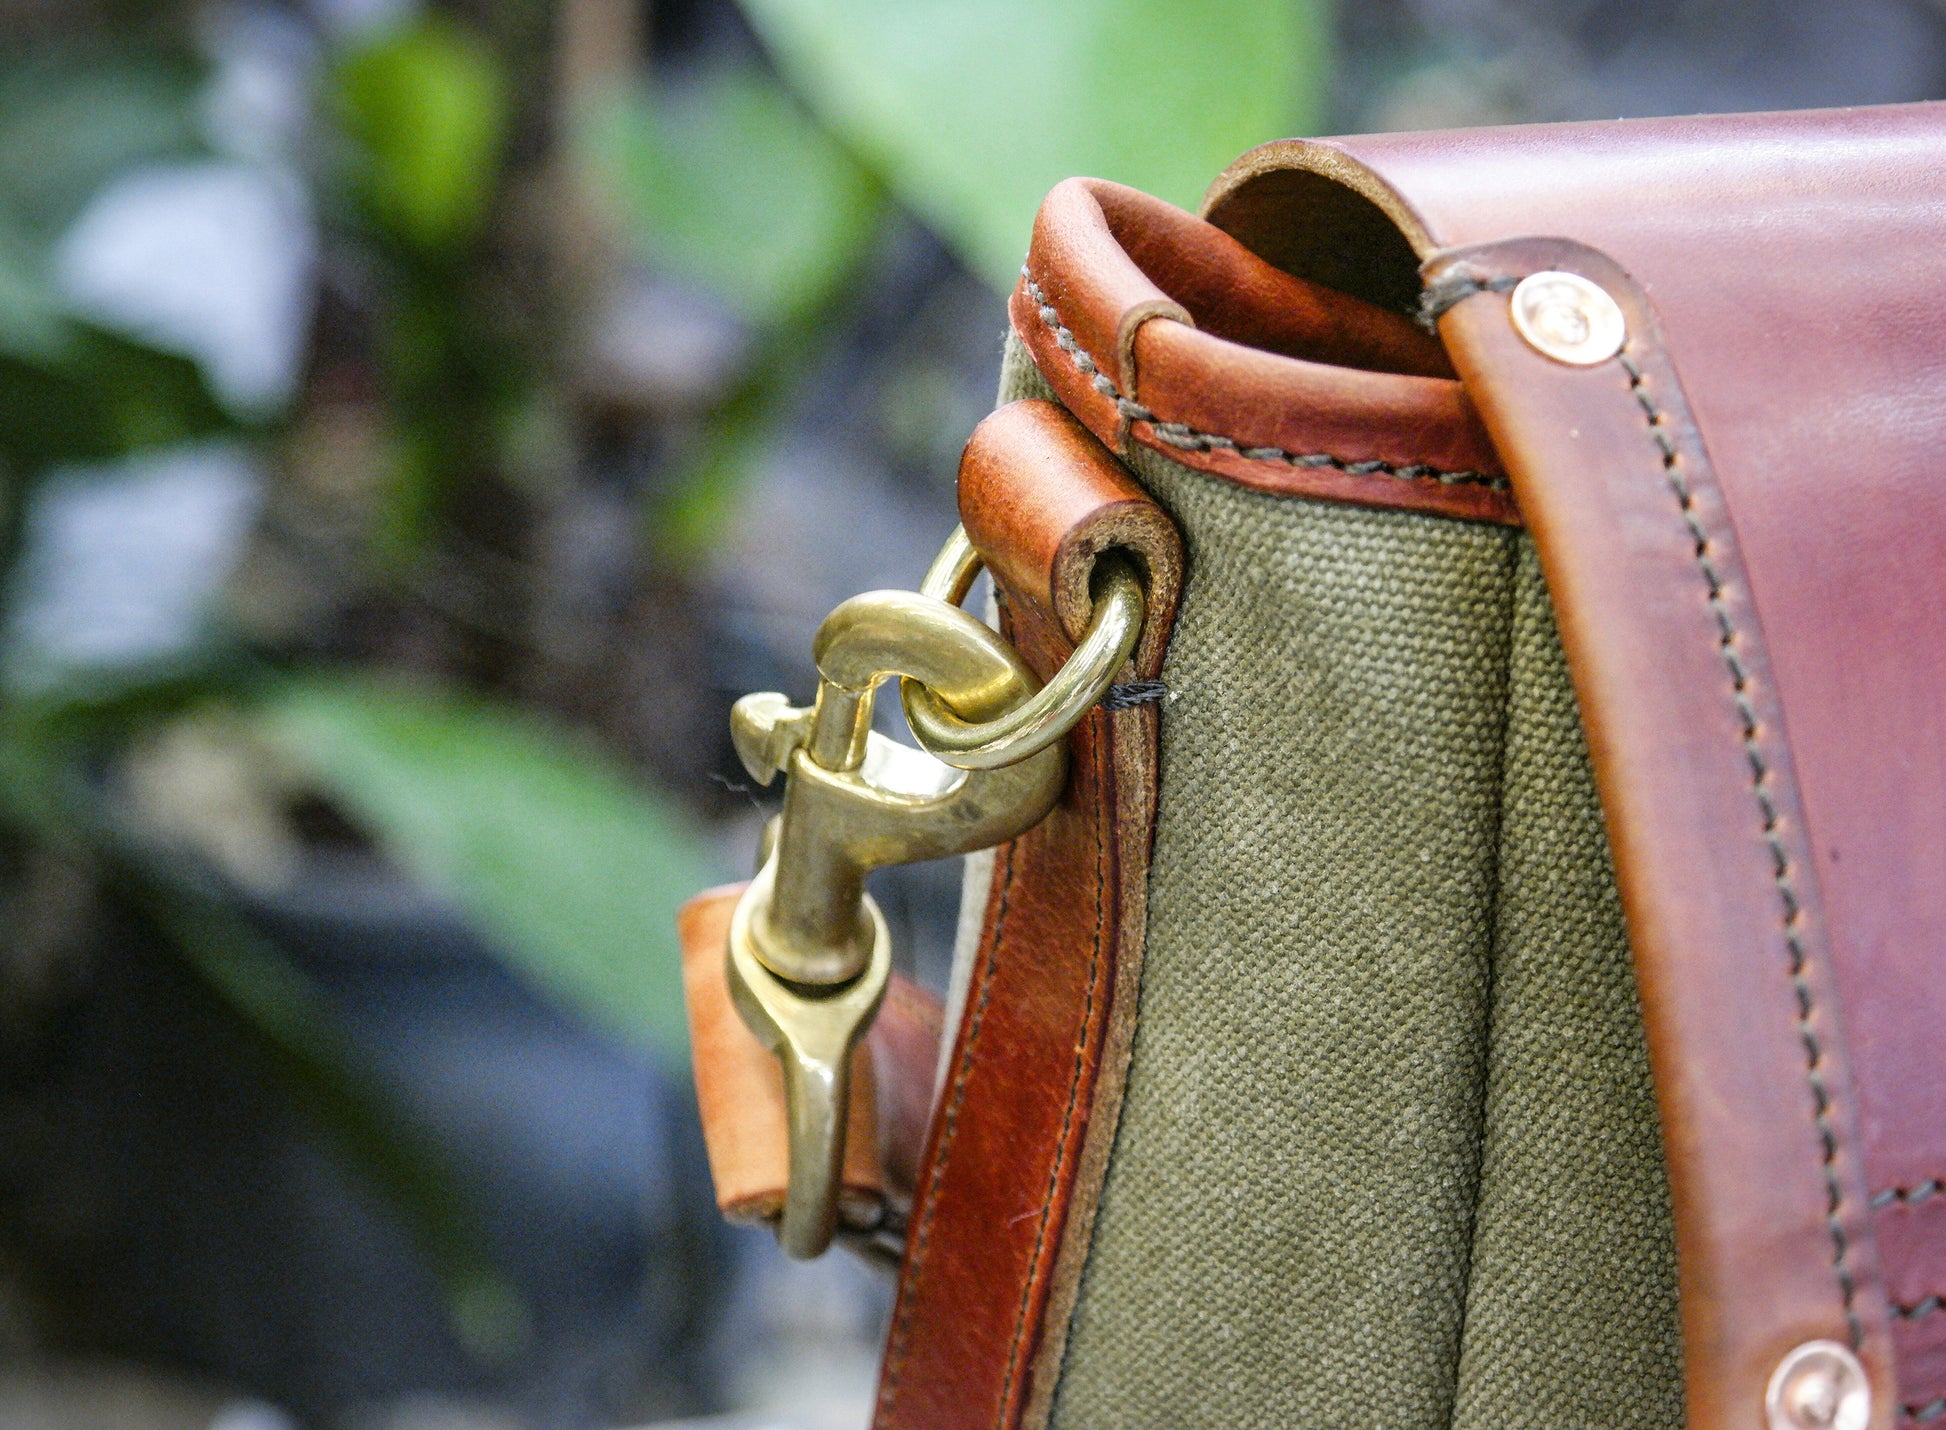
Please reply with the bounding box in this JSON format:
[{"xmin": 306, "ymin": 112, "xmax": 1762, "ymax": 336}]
[{"xmin": 1202, "ymin": 102, "xmax": 1946, "ymax": 1430}]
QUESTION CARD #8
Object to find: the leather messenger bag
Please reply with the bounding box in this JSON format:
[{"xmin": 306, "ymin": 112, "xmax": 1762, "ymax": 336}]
[{"xmin": 677, "ymin": 101, "xmax": 1946, "ymax": 1430}]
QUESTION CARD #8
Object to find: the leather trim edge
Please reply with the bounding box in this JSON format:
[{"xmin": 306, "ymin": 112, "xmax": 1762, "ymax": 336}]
[{"xmin": 1010, "ymin": 274, "xmax": 1521, "ymax": 528}]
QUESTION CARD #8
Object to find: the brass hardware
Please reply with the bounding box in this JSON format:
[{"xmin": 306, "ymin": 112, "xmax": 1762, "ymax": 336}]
[
  {"xmin": 724, "ymin": 559, "xmax": 1072, "ymax": 1257},
  {"xmin": 1765, "ymin": 1340, "xmax": 1870, "ymax": 1430},
  {"xmin": 727, "ymin": 855, "xmax": 891, "ymax": 1260},
  {"xmin": 1509, "ymin": 270, "xmax": 1626, "ymax": 366},
  {"xmin": 901, "ymin": 526, "xmax": 1146, "ymax": 771}
]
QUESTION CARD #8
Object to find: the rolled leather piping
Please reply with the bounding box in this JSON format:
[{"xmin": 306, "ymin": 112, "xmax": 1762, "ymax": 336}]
[{"xmin": 1015, "ymin": 177, "xmax": 1516, "ymax": 527}]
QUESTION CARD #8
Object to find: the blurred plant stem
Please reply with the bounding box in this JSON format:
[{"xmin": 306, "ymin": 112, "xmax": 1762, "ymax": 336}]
[{"xmin": 323, "ymin": 8, "xmax": 543, "ymax": 685}]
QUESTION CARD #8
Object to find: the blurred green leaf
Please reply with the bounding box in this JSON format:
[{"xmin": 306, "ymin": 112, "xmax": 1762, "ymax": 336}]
[
  {"xmin": 332, "ymin": 19, "xmax": 511, "ymax": 253},
  {"xmin": 0, "ymin": 49, "xmax": 205, "ymax": 251},
  {"xmin": 0, "ymin": 322, "xmax": 234, "ymax": 477},
  {"xmin": 735, "ymin": 0, "xmax": 1328, "ymax": 289},
  {"xmin": 0, "ymin": 717, "xmax": 523, "ymax": 1363},
  {"xmin": 581, "ymin": 63, "xmax": 883, "ymax": 324},
  {"xmin": 0, "ymin": 216, "xmax": 69, "ymax": 363},
  {"xmin": 0, "ymin": 50, "xmax": 234, "ymax": 476},
  {"xmin": 256, "ymin": 674, "xmax": 721, "ymax": 1062},
  {"xmin": 0, "ymin": 48, "xmax": 208, "ymax": 373}
]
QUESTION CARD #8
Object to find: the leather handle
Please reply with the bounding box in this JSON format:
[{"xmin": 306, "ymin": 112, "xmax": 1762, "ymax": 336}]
[{"xmin": 1014, "ymin": 177, "xmax": 1514, "ymax": 527}]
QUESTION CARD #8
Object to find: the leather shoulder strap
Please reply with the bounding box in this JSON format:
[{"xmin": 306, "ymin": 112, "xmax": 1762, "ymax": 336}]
[{"xmin": 1205, "ymin": 102, "xmax": 1946, "ymax": 1430}]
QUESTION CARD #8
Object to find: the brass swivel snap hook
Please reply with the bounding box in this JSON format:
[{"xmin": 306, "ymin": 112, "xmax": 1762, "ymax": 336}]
[{"xmin": 725, "ymin": 573, "xmax": 1067, "ymax": 1259}]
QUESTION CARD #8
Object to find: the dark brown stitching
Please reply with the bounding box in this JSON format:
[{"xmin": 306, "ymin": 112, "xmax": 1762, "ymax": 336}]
[
  {"xmin": 1618, "ymin": 347, "xmax": 1864, "ymax": 1351},
  {"xmin": 1020, "ymin": 272, "xmax": 1507, "ymax": 492},
  {"xmin": 1101, "ymin": 679, "xmax": 1167, "ymax": 711},
  {"xmin": 1419, "ymin": 271, "xmax": 1518, "ymax": 329},
  {"xmin": 875, "ymin": 838, "xmax": 1021, "ymax": 1421},
  {"xmin": 1896, "ymin": 1296, "xmax": 1944, "ymax": 1321},
  {"xmin": 1907, "ymin": 1399, "xmax": 1946, "ymax": 1424},
  {"xmin": 1874, "ymin": 1180, "xmax": 1945, "ymax": 1209},
  {"xmin": 996, "ymin": 716, "xmax": 1111, "ymax": 1417}
]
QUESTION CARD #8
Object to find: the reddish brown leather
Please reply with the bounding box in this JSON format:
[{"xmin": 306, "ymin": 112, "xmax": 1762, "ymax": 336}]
[
  {"xmin": 957, "ymin": 398, "xmax": 1183, "ymax": 675},
  {"xmin": 1197, "ymin": 104, "xmax": 1946, "ymax": 1427},
  {"xmin": 870, "ymin": 972, "xmax": 945, "ymax": 1201},
  {"xmin": 1437, "ymin": 240, "xmax": 1893, "ymax": 1430},
  {"xmin": 679, "ymin": 883, "xmax": 941, "ymax": 1229},
  {"xmin": 874, "ymin": 403, "xmax": 1183, "ymax": 1430},
  {"xmin": 1034, "ymin": 177, "xmax": 1456, "ymax": 385},
  {"xmin": 1014, "ymin": 177, "xmax": 1515, "ymax": 526}
]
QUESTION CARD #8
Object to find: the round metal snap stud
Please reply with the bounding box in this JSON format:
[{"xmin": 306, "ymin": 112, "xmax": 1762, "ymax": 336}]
[
  {"xmin": 1765, "ymin": 1340, "xmax": 1871, "ymax": 1430},
  {"xmin": 1509, "ymin": 270, "xmax": 1626, "ymax": 365}
]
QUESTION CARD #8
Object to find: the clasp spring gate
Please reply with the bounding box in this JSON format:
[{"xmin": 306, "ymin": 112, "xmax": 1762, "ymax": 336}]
[{"xmin": 724, "ymin": 525, "xmax": 1144, "ymax": 1258}]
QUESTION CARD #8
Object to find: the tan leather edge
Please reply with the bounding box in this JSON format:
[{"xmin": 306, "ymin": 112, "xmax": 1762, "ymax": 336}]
[
  {"xmin": 1045, "ymin": 176, "xmax": 1454, "ymax": 381},
  {"xmin": 1427, "ymin": 238, "xmax": 1897, "ymax": 1430},
  {"xmin": 957, "ymin": 399, "xmax": 1183, "ymax": 671},
  {"xmin": 1008, "ymin": 278, "xmax": 1519, "ymax": 528},
  {"xmin": 678, "ymin": 882, "xmax": 886, "ymax": 1228},
  {"xmin": 1202, "ymin": 136, "xmax": 1435, "ymax": 256},
  {"xmin": 1116, "ymin": 296, "xmax": 1191, "ymax": 409}
]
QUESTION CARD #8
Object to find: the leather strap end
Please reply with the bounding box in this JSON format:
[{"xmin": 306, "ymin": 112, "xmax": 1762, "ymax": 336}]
[
  {"xmin": 957, "ymin": 399, "xmax": 1184, "ymax": 679},
  {"xmin": 680, "ymin": 883, "xmax": 947, "ymax": 1232},
  {"xmin": 870, "ymin": 970, "xmax": 946, "ymax": 1198},
  {"xmin": 679, "ymin": 882, "xmax": 884, "ymax": 1227}
]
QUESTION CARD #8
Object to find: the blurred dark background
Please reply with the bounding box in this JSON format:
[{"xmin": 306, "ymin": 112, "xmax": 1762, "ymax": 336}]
[{"xmin": 0, "ymin": 1, "xmax": 1934, "ymax": 1426}]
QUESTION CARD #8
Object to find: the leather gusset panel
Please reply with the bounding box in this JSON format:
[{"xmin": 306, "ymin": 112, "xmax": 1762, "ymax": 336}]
[
  {"xmin": 872, "ymin": 394, "xmax": 1182, "ymax": 1430},
  {"xmin": 872, "ymin": 590, "xmax": 1152, "ymax": 1430}
]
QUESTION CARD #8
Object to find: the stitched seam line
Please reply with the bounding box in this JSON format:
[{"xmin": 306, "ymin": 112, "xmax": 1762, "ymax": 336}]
[
  {"xmin": 1907, "ymin": 1400, "xmax": 1946, "ymax": 1424},
  {"xmin": 1420, "ymin": 272, "xmax": 1518, "ymax": 330},
  {"xmin": 1020, "ymin": 270, "xmax": 1508, "ymax": 493},
  {"xmin": 1101, "ymin": 679, "xmax": 1166, "ymax": 711},
  {"xmin": 875, "ymin": 838, "xmax": 1020, "ymax": 1421},
  {"xmin": 996, "ymin": 717, "xmax": 1111, "ymax": 1416},
  {"xmin": 1874, "ymin": 1180, "xmax": 1945, "ymax": 1208},
  {"xmin": 1896, "ymin": 1297, "xmax": 1944, "ymax": 1322},
  {"xmin": 1618, "ymin": 348, "xmax": 1863, "ymax": 1351}
]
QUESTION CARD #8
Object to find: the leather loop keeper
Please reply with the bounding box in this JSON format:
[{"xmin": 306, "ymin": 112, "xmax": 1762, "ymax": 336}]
[
  {"xmin": 956, "ymin": 399, "xmax": 1183, "ymax": 678},
  {"xmin": 680, "ymin": 883, "xmax": 942, "ymax": 1229}
]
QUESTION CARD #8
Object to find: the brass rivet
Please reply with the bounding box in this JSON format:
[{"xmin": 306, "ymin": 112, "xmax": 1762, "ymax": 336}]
[
  {"xmin": 1766, "ymin": 1340, "xmax": 1871, "ymax": 1430},
  {"xmin": 1509, "ymin": 270, "xmax": 1626, "ymax": 365}
]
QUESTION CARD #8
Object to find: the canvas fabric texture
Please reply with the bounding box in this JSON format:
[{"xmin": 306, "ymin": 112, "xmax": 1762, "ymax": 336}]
[{"xmin": 995, "ymin": 338, "xmax": 1682, "ymax": 1429}]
